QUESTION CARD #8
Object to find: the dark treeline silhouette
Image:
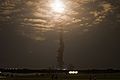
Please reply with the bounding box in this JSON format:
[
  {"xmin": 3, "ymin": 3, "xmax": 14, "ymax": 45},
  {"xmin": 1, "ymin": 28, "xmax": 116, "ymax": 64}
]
[{"xmin": 0, "ymin": 68, "xmax": 120, "ymax": 74}]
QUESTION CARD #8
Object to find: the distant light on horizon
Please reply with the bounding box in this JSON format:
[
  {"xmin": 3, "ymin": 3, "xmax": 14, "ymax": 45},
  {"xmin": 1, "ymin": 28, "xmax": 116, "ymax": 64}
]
[{"xmin": 69, "ymin": 71, "xmax": 78, "ymax": 74}]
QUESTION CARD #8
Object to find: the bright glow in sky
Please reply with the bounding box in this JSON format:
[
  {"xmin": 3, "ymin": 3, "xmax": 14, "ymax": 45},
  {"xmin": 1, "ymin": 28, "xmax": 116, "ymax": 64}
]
[
  {"xmin": 19, "ymin": 0, "xmax": 113, "ymax": 40},
  {"xmin": 51, "ymin": 0, "xmax": 65, "ymax": 13}
]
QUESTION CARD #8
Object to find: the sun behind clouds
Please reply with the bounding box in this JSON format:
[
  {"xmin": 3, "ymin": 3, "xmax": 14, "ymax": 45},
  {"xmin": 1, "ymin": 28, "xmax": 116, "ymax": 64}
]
[{"xmin": 51, "ymin": 0, "xmax": 65, "ymax": 13}]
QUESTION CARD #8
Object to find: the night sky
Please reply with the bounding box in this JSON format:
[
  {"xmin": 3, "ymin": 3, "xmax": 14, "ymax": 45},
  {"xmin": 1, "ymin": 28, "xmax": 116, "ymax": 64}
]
[{"xmin": 0, "ymin": 0, "xmax": 120, "ymax": 69}]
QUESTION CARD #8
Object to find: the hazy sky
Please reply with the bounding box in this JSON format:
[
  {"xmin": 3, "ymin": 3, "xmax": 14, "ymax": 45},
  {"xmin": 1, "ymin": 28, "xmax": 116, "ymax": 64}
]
[{"xmin": 0, "ymin": 0, "xmax": 120, "ymax": 69}]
